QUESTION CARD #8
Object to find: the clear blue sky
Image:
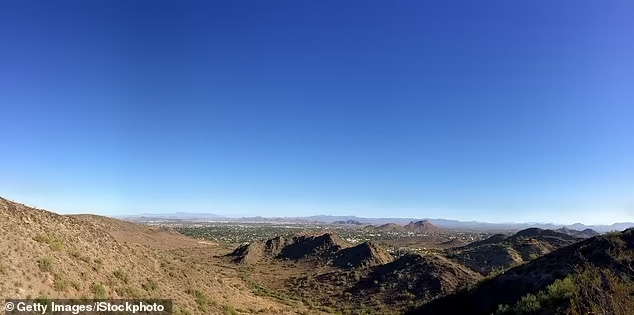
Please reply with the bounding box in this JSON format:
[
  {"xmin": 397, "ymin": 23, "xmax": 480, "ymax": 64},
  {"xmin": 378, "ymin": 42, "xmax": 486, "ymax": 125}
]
[{"xmin": 1, "ymin": 1, "xmax": 633, "ymax": 224}]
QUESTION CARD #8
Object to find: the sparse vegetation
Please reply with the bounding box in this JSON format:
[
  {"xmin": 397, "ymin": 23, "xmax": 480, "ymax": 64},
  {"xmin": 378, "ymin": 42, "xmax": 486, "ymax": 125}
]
[
  {"xmin": 90, "ymin": 282, "xmax": 107, "ymax": 299},
  {"xmin": 141, "ymin": 278, "xmax": 158, "ymax": 291},
  {"xmin": 1, "ymin": 197, "xmax": 632, "ymax": 315},
  {"xmin": 112, "ymin": 269, "xmax": 130, "ymax": 284},
  {"xmin": 187, "ymin": 289, "xmax": 215, "ymax": 311},
  {"xmin": 34, "ymin": 233, "xmax": 65, "ymax": 251},
  {"xmin": 37, "ymin": 257, "xmax": 53, "ymax": 272},
  {"xmin": 496, "ymin": 265, "xmax": 633, "ymax": 315},
  {"xmin": 53, "ymin": 273, "xmax": 69, "ymax": 292},
  {"xmin": 224, "ymin": 305, "xmax": 238, "ymax": 315}
]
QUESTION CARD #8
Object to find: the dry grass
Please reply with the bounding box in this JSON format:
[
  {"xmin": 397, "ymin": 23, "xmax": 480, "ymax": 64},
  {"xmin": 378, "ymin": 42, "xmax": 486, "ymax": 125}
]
[{"xmin": 0, "ymin": 197, "xmax": 321, "ymax": 314}]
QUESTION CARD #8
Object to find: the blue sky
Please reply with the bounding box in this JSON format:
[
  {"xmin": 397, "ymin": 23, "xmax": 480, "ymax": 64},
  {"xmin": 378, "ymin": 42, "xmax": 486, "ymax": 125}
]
[{"xmin": 1, "ymin": 1, "xmax": 633, "ymax": 224}]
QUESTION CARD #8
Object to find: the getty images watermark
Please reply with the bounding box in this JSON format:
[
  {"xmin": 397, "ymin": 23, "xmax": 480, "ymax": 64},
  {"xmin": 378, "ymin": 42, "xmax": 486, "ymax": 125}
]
[{"xmin": 2, "ymin": 299, "xmax": 172, "ymax": 314}]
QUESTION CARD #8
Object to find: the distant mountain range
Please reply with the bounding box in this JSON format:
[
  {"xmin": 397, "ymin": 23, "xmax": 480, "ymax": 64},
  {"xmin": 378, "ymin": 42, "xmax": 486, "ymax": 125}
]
[{"xmin": 119, "ymin": 213, "xmax": 634, "ymax": 232}]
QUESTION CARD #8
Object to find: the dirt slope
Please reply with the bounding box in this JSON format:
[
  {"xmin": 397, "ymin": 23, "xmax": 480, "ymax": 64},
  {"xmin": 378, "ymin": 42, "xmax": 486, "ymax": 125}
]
[{"xmin": 0, "ymin": 197, "xmax": 314, "ymax": 314}]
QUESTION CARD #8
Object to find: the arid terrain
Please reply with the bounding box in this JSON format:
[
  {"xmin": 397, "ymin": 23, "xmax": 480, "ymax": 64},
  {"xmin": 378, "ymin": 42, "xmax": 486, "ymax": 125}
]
[
  {"xmin": 1, "ymin": 197, "xmax": 632, "ymax": 315},
  {"xmin": 0, "ymin": 197, "xmax": 317, "ymax": 314}
]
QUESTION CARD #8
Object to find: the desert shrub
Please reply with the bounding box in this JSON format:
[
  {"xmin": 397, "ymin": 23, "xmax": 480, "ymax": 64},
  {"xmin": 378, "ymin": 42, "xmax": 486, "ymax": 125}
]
[
  {"xmin": 68, "ymin": 250, "xmax": 91, "ymax": 263},
  {"xmin": 38, "ymin": 257, "xmax": 53, "ymax": 272},
  {"xmin": 90, "ymin": 282, "xmax": 107, "ymax": 299},
  {"xmin": 488, "ymin": 266, "xmax": 506, "ymax": 278},
  {"xmin": 224, "ymin": 305, "xmax": 238, "ymax": 315},
  {"xmin": 142, "ymin": 278, "xmax": 158, "ymax": 291},
  {"xmin": 187, "ymin": 289, "xmax": 214, "ymax": 311},
  {"xmin": 513, "ymin": 293, "xmax": 541, "ymax": 314},
  {"xmin": 498, "ymin": 264, "xmax": 633, "ymax": 315},
  {"xmin": 71, "ymin": 281, "xmax": 81, "ymax": 291},
  {"xmin": 115, "ymin": 286, "xmax": 142, "ymax": 298},
  {"xmin": 569, "ymin": 264, "xmax": 634, "ymax": 315},
  {"xmin": 174, "ymin": 308, "xmax": 192, "ymax": 315},
  {"xmin": 53, "ymin": 273, "xmax": 69, "ymax": 292},
  {"xmin": 34, "ymin": 233, "xmax": 64, "ymax": 251},
  {"xmin": 112, "ymin": 269, "xmax": 130, "ymax": 284},
  {"xmin": 497, "ymin": 276, "xmax": 578, "ymax": 314}
]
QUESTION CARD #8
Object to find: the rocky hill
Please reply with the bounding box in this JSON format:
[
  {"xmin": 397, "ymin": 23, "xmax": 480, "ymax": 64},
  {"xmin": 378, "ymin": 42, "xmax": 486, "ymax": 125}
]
[
  {"xmin": 372, "ymin": 223, "xmax": 406, "ymax": 232},
  {"xmin": 229, "ymin": 233, "xmax": 350, "ymax": 264},
  {"xmin": 451, "ymin": 228, "xmax": 580, "ymax": 274},
  {"xmin": 332, "ymin": 241, "xmax": 394, "ymax": 269},
  {"xmin": 287, "ymin": 251, "xmax": 482, "ymax": 313},
  {"xmin": 461, "ymin": 233, "xmax": 508, "ymax": 249},
  {"xmin": 353, "ymin": 253, "xmax": 483, "ymax": 306},
  {"xmin": 369, "ymin": 220, "xmax": 444, "ymax": 234},
  {"xmin": 0, "ymin": 197, "xmax": 309, "ymax": 314},
  {"xmin": 404, "ymin": 220, "xmax": 445, "ymax": 233},
  {"xmin": 556, "ymin": 227, "xmax": 600, "ymax": 238},
  {"xmin": 410, "ymin": 228, "xmax": 634, "ymax": 315}
]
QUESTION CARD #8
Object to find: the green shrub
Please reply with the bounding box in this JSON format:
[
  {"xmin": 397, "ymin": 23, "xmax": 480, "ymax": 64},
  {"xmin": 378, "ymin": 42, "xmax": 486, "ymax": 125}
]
[
  {"xmin": 90, "ymin": 282, "xmax": 107, "ymax": 299},
  {"xmin": 569, "ymin": 264, "xmax": 634, "ymax": 315},
  {"xmin": 71, "ymin": 281, "xmax": 81, "ymax": 291},
  {"xmin": 34, "ymin": 234, "xmax": 64, "ymax": 251},
  {"xmin": 38, "ymin": 257, "xmax": 53, "ymax": 272},
  {"xmin": 112, "ymin": 269, "xmax": 130, "ymax": 284},
  {"xmin": 69, "ymin": 250, "xmax": 91, "ymax": 263},
  {"xmin": 514, "ymin": 293, "xmax": 541, "ymax": 314},
  {"xmin": 53, "ymin": 273, "xmax": 69, "ymax": 292},
  {"xmin": 498, "ymin": 264, "xmax": 633, "ymax": 315},
  {"xmin": 224, "ymin": 305, "xmax": 237, "ymax": 315},
  {"xmin": 187, "ymin": 289, "xmax": 214, "ymax": 311},
  {"xmin": 142, "ymin": 278, "xmax": 158, "ymax": 291},
  {"xmin": 115, "ymin": 286, "xmax": 142, "ymax": 298}
]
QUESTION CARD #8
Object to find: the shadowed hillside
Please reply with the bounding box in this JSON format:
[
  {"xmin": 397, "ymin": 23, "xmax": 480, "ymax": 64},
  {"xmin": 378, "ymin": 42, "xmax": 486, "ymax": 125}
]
[
  {"xmin": 409, "ymin": 228, "xmax": 634, "ymax": 315},
  {"xmin": 229, "ymin": 233, "xmax": 350, "ymax": 265},
  {"xmin": 332, "ymin": 241, "xmax": 394, "ymax": 269},
  {"xmin": 353, "ymin": 253, "xmax": 483, "ymax": 306},
  {"xmin": 556, "ymin": 227, "xmax": 600, "ymax": 238},
  {"xmin": 449, "ymin": 228, "xmax": 580, "ymax": 274}
]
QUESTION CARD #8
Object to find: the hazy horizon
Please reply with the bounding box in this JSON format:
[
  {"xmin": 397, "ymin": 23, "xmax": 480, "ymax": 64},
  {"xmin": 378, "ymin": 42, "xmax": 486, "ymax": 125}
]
[
  {"xmin": 4, "ymin": 195, "xmax": 628, "ymax": 226},
  {"xmin": 1, "ymin": 1, "xmax": 633, "ymax": 225}
]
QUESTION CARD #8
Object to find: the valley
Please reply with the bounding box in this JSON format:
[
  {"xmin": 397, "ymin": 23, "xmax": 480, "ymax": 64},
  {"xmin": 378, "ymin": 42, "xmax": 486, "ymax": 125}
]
[{"xmin": 1, "ymin": 197, "xmax": 632, "ymax": 314}]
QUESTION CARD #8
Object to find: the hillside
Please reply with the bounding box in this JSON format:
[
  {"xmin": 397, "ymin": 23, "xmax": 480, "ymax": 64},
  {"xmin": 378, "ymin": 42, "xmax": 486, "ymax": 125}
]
[
  {"xmin": 228, "ymin": 233, "xmax": 350, "ymax": 265},
  {"xmin": 372, "ymin": 223, "xmax": 406, "ymax": 232},
  {"xmin": 449, "ymin": 228, "xmax": 580, "ymax": 274},
  {"xmin": 556, "ymin": 227, "xmax": 600, "ymax": 238},
  {"xmin": 410, "ymin": 228, "xmax": 634, "ymax": 315},
  {"xmin": 403, "ymin": 220, "xmax": 445, "ymax": 233},
  {"xmin": 353, "ymin": 253, "xmax": 483, "ymax": 306},
  {"xmin": 0, "ymin": 197, "xmax": 313, "ymax": 314},
  {"xmin": 369, "ymin": 220, "xmax": 444, "ymax": 234},
  {"xmin": 332, "ymin": 241, "xmax": 394, "ymax": 269}
]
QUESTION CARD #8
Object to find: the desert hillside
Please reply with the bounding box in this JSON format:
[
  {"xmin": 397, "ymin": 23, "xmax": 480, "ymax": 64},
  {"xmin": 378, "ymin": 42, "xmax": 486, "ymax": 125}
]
[
  {"xmin": 2, "ymin": 196, "xmax": 631, "ymax": 315},
  {"xmin": 410, "ymin": 228, "xmax": 634, "ymax": 315},
  {"xmin": 447, "ymin": 228, "xmax": 581, "ymax": 274},
  {"xmin": 0, "ymin": 197, "xmax": 317, "ymax": 314}
]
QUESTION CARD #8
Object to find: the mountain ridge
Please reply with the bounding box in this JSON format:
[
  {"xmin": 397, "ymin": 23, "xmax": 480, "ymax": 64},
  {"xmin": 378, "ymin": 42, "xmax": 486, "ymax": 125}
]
[{"xmin": 121, "ymin": 212, "xmax": 633, "ymax": 232}]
